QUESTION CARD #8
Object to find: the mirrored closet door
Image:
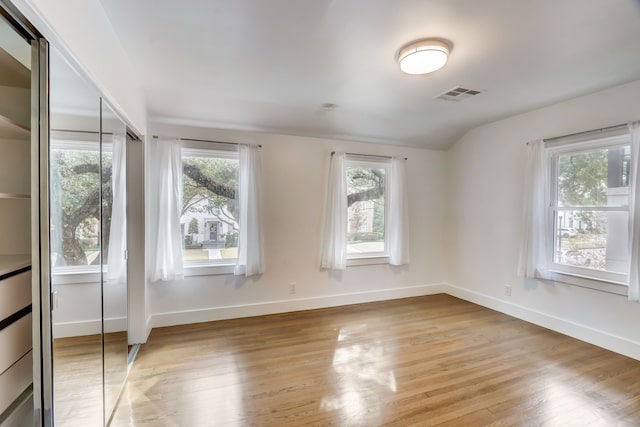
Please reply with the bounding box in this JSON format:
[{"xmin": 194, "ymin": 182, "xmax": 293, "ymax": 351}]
[
  {"xmin": 50, "ymin": 45, "xmax": 103, "ymax": 426},
  {"xmin": 100, "ymin": 100, "xmax": 128, "ymax": 423},
  {"xmin": 49, "ymin": 46, "xmax": 129, "ymax": 426}
]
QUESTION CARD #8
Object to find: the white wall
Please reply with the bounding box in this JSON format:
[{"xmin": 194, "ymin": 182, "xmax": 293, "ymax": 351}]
[
  {"xmin": 13, "ymin": 0, "xmax": 147, "ymax": 135},
  {"xmin": 147, "ymin": 122, "xmax": 449, "ymax": 330},
  {"xmin": 447, "ymin": 79, "xmax": 640, "ymax": 359},
  {"xmin": 51, "ymin": 279, "xmax": 127, "ymax": 338}
]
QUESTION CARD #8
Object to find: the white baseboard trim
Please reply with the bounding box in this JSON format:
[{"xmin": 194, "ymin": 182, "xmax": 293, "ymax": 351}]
[
  {"xmin": 145, "ymin": 316, "xmax": 153, "ymax": 342},
  {"xmin": 444, "ymin": 284, "xmax": 640, "ymax": 361},
  {"xmin": 53, "ymin": 316, "xmax": 126, "ymax": 339},
  {"xmin": 150, "ymin": 283, "xmax": 447, "ymax": 329}
]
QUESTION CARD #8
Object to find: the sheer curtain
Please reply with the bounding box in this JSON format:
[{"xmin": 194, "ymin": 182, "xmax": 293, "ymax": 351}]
[
  {"xmin": 517, "ymin": 139, "xmax": 552, "ymax": 280},
  {"xmin": 235, "ymin": 144, "xmax": 265, "ymax": 276},
  {"xmin": 150, "ymin": 137, "xmax": 184, "ymax": 282},
  {"xmin": 107, "ymin": 133, "xmax": 127, "ymax": 283},
  {"xmin": 320, "ymin": 152, "xmax": 347, "ymax": 270},
  {"xmin": 388, "ymin": 158, "xmax": 410, "ymax": 265},
  {"xmin": 628, "ymin": 122, "xmax": 640, "ymax": 301}
]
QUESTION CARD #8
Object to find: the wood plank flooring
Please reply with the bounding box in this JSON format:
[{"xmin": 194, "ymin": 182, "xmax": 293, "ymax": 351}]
[
  {"xmin": 53, "ymin": 331, "xmax": 127, "ymax": 426},
  {"xmin": 53, "ymin": 334, "xmax": 103, "ymax": 426},
  {"xmin": 111, "ymin": 295, "xmax": 640, "ymax": 426}
]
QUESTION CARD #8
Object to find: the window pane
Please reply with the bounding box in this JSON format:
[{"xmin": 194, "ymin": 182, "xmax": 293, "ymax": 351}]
[
  {"xmin": 181, "ymin": 155, "xmax": 239, "ymax": 263},
  {"xmin": 51, "ymin": 148, "xmax": 110, "ymax": 267},
  {"xmin": 557, "ymin": 146, "xmax": 629, "ymax": 207},
  {"xmin": 346, "ymin": 166, "xmax": 385, "ymax": 255},
  {"xmin": 554, "ymin": 210, "xmax": 628, "ymax": 274}
]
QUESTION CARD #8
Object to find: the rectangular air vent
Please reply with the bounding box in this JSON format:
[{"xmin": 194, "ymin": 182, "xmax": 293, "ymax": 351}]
[{"xmin": 436, "ymin": 86, "xmax": 484, "ymax": 102}]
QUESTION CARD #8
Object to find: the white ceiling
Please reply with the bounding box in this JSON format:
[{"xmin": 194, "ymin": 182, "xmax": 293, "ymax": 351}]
[
  {"xmin": 99, "ymin": 0, "xmax": 640, "ymax": 150},
  {"xmin": 50, "ymin": 46, "xmax": 101, "ymax": 118}
]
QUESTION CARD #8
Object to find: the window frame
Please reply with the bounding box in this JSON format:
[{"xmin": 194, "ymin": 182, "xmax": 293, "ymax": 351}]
[
  {"xmin": 344, "ymin": 156, "xmax": 390, "ymax": 262},
  {"xmin": 180, "ymin": 140, "xmax": 239, "ymax": 273},
  {"xmin": 546, "ymin": 133, "xmax": 631, "ymax": 290}
]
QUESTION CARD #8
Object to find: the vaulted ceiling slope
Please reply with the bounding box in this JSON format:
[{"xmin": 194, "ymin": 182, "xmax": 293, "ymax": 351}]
[{"xmin": 99, "ymin": 0, "xmax": 640, "ymax": 150}]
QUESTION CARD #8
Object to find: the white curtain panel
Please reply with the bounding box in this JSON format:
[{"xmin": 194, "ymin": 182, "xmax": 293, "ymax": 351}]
[
  {"xmin": 388, "ymin": 158, "xmax": 410, "ymax": 265},
  {"xmin": 234, "ymin": 144, "xmax": 265, "ymax": 276},
  {"xmin": 628, "ymin": 122, "xmax": 640, "ymax": 301},
  {"xmin": 517, "ymin": 139, "xmax": 551, "ymax": 280},
  {"xmin": 320, "ymin": 152, "xmax": 347, "ymax": 270},
  {"xmin": 107, "ymin": 133, "xmax": 127, "ymax": 283},
  {"xmin": 151, "ymin": 137, "xmax": 184, "ymax": 282}
]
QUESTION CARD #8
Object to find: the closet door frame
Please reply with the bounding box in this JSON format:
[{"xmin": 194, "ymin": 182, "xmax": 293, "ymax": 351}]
[{"xmin": 33, "ymin": 36, "xmax": 52, "ymax": 427}]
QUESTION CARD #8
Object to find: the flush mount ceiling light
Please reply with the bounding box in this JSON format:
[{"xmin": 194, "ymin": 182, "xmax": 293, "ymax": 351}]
[{"xmin": 397, "ymin": 39, "xmax": 450, "ymax": 75}]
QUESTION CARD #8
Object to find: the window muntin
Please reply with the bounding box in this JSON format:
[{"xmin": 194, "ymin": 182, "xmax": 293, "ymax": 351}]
[
  {"xmin": 181, "ymin": 147, "xmax": 239, "ymax": 266},
  {"xmin": 550, "ymin": 137, "xmax": 630, "ymax": 283},
  {"xmin": 345, "ymin": 159, "xmax": 388, "ymax": 258}
]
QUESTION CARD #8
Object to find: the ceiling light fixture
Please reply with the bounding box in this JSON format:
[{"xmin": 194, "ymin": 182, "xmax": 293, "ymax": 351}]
[{"xmin": 397, "ymin": 38, "xmax": 450, "ymax": 75}]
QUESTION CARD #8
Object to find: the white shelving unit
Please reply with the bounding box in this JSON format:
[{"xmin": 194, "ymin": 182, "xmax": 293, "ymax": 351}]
[
  {"xmin": 0, "ymin": 114, "xmax": 29, "ymax": 140},
  {"xmin": 0, "ymin": 31, "xmax": 33, "ymax": 426},
  {"xmin": 0, "ymin": 194, "xmax": 29, "ymax": 199},
  {"xmin": 0, "ymin": 255, "xmax": 31, "ymax": 276}
]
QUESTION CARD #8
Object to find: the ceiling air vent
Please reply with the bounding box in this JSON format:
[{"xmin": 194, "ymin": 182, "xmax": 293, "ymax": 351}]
[{"xmin": 436, "ymin": 86, "xmax": 484, "ymax": 102}]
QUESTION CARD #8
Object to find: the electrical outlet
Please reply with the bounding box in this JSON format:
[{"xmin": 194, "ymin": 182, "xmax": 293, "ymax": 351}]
[
  {"xmin": 504, "ymin": 285, "xmax": 512, "ymax": 296},
  {"xmin": 289, "ymin": 283, "xmax": 296, "ymax": 295}
]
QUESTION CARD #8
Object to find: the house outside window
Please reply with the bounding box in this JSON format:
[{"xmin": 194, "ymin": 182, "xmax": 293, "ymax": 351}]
[
  {"xmin": 181, "ymin": 144, "xmax": 239, "ymax": 266},
  {"xmin": 549, "ymin": 134, "xmax": 630, "ymax": 285},
  {"xmin": 345, "ymin": 158, "xmax": 389, "ymax": 258}
]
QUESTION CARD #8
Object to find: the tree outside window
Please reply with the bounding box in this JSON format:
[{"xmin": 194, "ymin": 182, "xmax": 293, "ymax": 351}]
[
  {"xmin": 50, "ymin": 147, "xmax": 113, "ymax": 268},
  {"xmin": 346, "ymin": 162, "xmax": 387, "ymax": 256},
  {"xmin": 553, "ymin": 143, "xmax": 630, "ymax": 274}
]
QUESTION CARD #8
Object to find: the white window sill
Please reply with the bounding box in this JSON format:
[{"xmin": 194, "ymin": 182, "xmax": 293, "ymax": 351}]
[
  {"xmin": 546, "ymin": 271, "xmax": 628, "ymax": 296},
  {"xmin": 52, "ymin": 263, "xmax": 238, "ymax": 283},
  {"xmin": 184, "ymin": 263, "xmax": 235, "ymax": 277},
  {"xmin": 52, "ymin": 268, "xmax": 101, "ymax": 285},
  {"xmin": 347, "ymin": 256, "xmax": 389, "ymax": 267}
]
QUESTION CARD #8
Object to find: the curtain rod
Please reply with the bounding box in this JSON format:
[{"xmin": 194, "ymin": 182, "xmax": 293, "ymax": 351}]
[
  {"xmin": 51, "ymin": 128, "xmax": 143, "ymax": 141},
  {"xmin": 539, "ymin": 123, "xmax": 628, "ymax": 144},
  {"xmin": 331, "ymin": 151, "xmax": 407, "ymax": 161},
  {"xmin": 152, "ymin": 135, "xmax": 261, "ymax": 148}
]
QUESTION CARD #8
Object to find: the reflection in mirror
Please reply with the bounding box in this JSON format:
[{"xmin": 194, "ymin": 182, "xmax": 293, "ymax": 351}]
[
  {"xmin": 50, "ymin": 46, "xmax": 103, "ymax": 426},
  {"xmin": 101, "ymin": 100, "xmax": 128, "ymax": 422}
]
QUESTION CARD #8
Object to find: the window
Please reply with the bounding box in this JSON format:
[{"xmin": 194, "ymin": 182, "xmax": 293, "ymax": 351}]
[
  {"xmin": 321, "ymin": 153, "xmax": 408, "ymax": 270},
  {"xmin": 181, "ymin": 144, "xmax": 239, "ymax": 266},
  {"xmin": 345, "ymin": 158, "xmax": 389, "ymax": 258},
  {"xmin": 50, "ymin": 138, "xmax": 112, "ymax": 273},
  {"xmin": 549, "ymin": 135, "xmax": 630, "ymax": 284}
]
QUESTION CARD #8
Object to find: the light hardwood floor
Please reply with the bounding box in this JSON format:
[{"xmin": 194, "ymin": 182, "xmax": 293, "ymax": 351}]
[
  {"xmin": 53, "ymin": 331, "xmax": 128, "ymax": 426},
  {"xmin": 53, "ymin": 334, "xmax": 103, "ymax": 426},
  {"xmin": 111, "ymin": 295, "xmax": 640, "ymax": 426}
]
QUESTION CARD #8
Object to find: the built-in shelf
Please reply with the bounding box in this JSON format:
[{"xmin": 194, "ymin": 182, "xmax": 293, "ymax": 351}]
[
  {"xmin": 0, "ymin": 254, "xmax": 31, "ymax": 277},
  {"xmin": 0, "ymin": 113, "xmax": 29, "ymax": 140},
  {"xmin": 0, "ymin": 193, "xmax": 30, "ymax": 199}
]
